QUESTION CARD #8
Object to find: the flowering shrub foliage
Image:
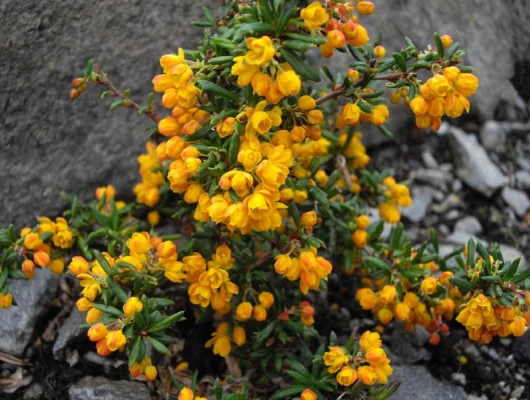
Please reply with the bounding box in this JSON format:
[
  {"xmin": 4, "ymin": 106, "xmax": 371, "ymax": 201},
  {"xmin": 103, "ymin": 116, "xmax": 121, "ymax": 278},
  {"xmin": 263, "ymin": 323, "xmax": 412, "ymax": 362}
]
[{"xmin": 1, "ymin": 0, "xmax": 529, "ymax": 398}]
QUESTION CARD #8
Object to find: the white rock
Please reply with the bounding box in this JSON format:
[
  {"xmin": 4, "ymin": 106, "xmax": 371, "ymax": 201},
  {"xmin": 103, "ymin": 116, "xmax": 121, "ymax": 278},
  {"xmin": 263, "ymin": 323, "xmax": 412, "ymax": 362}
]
[{"xmin": 502, "ymin": 187, "xmax": 530, "ymax": 217}]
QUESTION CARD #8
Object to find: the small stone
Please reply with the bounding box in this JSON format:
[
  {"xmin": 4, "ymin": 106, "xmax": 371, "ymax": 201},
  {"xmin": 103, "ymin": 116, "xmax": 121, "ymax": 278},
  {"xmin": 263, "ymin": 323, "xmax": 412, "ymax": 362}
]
[
  {"xmin": 499, "ymin": 244, "xmax": 528, "ymax": 272},
  {"xmin": 0, "ymin": 269, "xmax": 59, "ymax": 356},
  {"xmin": 69, "ymin": 376, "xmax": 150, "ymax": 400},
  {"xmin": 439, "ymin": 224, "xmax": 450, "ymax": 236},
  {"xmin": 411, "ymin": 169, "xmax": 450, "ymax": 190},
  {"xmin": 451, "ymin": 372, "xmax": 467, "ymax": 386},
  {"xmin": 422, "ymin": 150, "xmax": 439, "ymax": 169},
  {"xmin": 401, "ymin": 187, "xmax": 433, "ymax": 224},
  {"xmin": 463, "ymin": 342, "xmax": 481, "ymax": 359},
  {"xmin": 23, "ymin": 382, "xmax": 44, "ymax": 400},
  {"xmin": 500, "ymin": 338, "xmax": 512, "ymax": 347},
  {"xmin": 53, "ymin": 309, "xmax": 86, "ymax": 357},
  {"xmin": 448, "ymin": 127, "xmax": 508, "ymax": 197},
  {"xmin": 454, "ymin": 216, "xmax": 483, "ymax": 235},
  {"xmin": 453, "ymin": 179, "xmax": 463, "ymax": 192},
  {"xmin": 390, "ymin": 325, "xmax": 432, "ymax": 364},
  {"xmin": 391, "ymin": 365, "xmax": 467, "ymax": 400},
  {"xmin": 480, "ymin": 120, "xmax": 506, "ymax": 151},
  {"xmin": 446, "ymin": 231, "xmax": 487, "ymax": 247},
  {"xmin": 515, "ymin": 170, "xmax": 530, "ymax": 190},
  {"xmin": 502, "ymin": 187, "xmax": 530, "ymax": 217},
  {"xmin": 446, "ymin": 210, "xmax": 460, "ymax": 220},
  {"xmin": 432, "ymin": 194, "xmax": 461, "ymax": 213},
  {"xmin": 512, "ymin": 385, "xmax": 525, "ymax": 398}
]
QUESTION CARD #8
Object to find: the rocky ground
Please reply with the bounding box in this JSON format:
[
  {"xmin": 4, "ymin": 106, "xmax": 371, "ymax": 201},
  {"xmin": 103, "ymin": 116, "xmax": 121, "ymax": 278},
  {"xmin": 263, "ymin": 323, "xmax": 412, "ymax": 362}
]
[{"xmin": 1, "ymin": 115, "xmax": 530, "ymax": 399}]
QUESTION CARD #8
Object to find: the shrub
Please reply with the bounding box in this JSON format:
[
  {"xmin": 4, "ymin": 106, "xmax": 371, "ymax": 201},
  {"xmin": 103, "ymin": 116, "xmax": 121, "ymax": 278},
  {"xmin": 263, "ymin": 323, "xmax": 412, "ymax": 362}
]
[{"xmin": 0, "ymin": 1, "xmax": 528, "ymax": 398}]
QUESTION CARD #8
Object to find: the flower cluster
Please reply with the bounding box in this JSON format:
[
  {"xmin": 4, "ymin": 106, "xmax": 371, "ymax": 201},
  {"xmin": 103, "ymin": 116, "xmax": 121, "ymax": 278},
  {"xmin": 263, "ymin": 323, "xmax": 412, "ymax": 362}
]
[
  {"xmin": 323, "ymin": 330, "xmax": 392, "ymax": 386},
  {"xmin": 134, "ymin": 142, "xmax": 164, "ymax": 207},
  {"xmin": 409, "ymin": 68, "xmax": 479, "ymax": 130},
  {"xmin": 456, "ymin": 293, "xmax": 529, "ymax": 344},
  {"xmin": 275, "ymin": 249, "xmax": 332, "ymax": 295}
]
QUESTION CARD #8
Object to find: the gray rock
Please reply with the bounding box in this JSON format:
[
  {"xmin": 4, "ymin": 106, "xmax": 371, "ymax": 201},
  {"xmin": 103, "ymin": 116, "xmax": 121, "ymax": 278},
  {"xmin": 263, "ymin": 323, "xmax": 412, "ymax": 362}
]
[
  {"xmin": 391, "ymin": 365, "xmax": 467, "ymax": 400},
  {"xmin": 446, "ymin": 210, "xmax": 460, "ymax": 220},
  {"xmin": 448, "ymin": 127, "xmax": 508, "ymax": 197},
  {"xmin": 499, "ymin": 245, "xmax": 528, "ymax": 272},
  {"xmin": 454, "ymin": 216, "xmax": 483, "ymax": 235},
  {"xmin": 514, "ymin": 327, "xmax": 530, "ymax": 363},
  {"xmin": 451, "ymin": 372, "xmax": 467, "ymax": 386},
  {"xmin": 390, "ymin": 325, "xmax": 432, "ymax": 364},
  {"xmin": 445, "ymin": 231, "xmax": 487, "ymax": 247},
  {"xmin": 0, "ymin": 0, "xmax": 222, "ymax": 228},
  {"xmin": 480, "ymin": 120, "xmax": 506, "ymax": 151},
  {"xmin": 401, "ymin": 187, "xmax": 433, "ymax": 224},
  {"xmin": 69, "ymin": 376, "xmax": 150, "ymax": 400},
  {"xmin": 422, "ymin": 150, "xmax": 439, "ymax": 169},
  {"xmin": 411, "ymin": 169, "xmax": 450, "ymax": 190},
  {"xmin": 23, "ymin": 383, "xmax": 44, "ymax": 400},
  {"xmin": 515, "ymin": 170, "xmax": 530, "ymax": 190},
  {"xmin": 432, "ymin": 194, "xmax": 461, "ymax": 214},
  {"xmin": 453, "ymin": 179, "xmax": 463, "ymax": 193},
  {"xmin": 502, "ymin": 187, "xmax": 530, "ymax": 217},
  {"xmin": 0, "ymin": 269, "xmax": 59, "ymax": 356},
  {"xmin": 53, "ymin": 308, "xmax": 86, "ymax": 357}
]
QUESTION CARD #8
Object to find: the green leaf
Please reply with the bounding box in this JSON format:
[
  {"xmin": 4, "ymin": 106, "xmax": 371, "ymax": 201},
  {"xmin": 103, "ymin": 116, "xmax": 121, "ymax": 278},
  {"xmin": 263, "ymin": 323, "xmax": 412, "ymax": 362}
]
[
  {"xmin": 148, "ymin": 311, "xmax": 185, "ymax": 333},
  {"xmin": 363, "ymin": 256, "xmax": 391, "ymax": 273},
  {"xmin": 279, "ymin": 49, "xmax": 321, "ymax": 82},
  {"xmin": 208, "ymin": 56, "xmax": 234, "ymax": 65},
  {"xmin": 467, "ymin": 239, "xmax": 476, "ymax": 267},
  {"xmin": 258, "ymin": 0, "xmax": 275, "ymax": 24},
  {"xmin": 147, "ymin": 336, "xmax": 171, "ymax": 355},
  {"xmin": 284, "ymin": 33, "xmax": 327, "ymax": 45},
  {"xmin": 433, "ymin": 32, "xmax": 445, "ymax": 58},
  {"xmin": 83, "ymin": 59, "xmax": 93, "ymax": 78},
  {"xmin": 197, "ymin": 80, "xmax": 239, "ymax": 103},
  {"xmin": 511, "ymin": 263, "xmax": 530, "ymax": 283},
  {"xmin": 376, "ymin": 124, "xmax": 393, "ymax": 139},
  {"xmin": 105, "ymin": 276, "xmax": 129, "ymax": 304},
  {"xmin": 392, "ymin": 52, "xmax": 407, "ymax": 72},
  {"xmin": 449, "ymin": 277, "xmax": 474, "ymax": 293},
  {"xmin": 271, "ymin": 385, "xmax": 306, "ymax": 400},
  {"xmin": 289, "ymin": 202, "xmax": 300, "ymax": 228},
  {"xmin": 128, "ymin": 336, "xmax": 142, "ymax": 368},
  {"xmin": 228, "ymin": 132, "xmax": 240, "ymax": 165},
  {"xmin": 202, "ymin": 6, "xmax": 216, "ymax": 24},
  {"xmin": 110, "ymin": 100, "xmax": 125, "ymax": 110},
  {"xmin": 93, "ymin": 250, "xmax": 112, "ymax": 275},
  {"xmin": 308, "ymin": 186, "xmax": 329, "ymax": 207},
  {"xmin": 445, "ymin": 42, "xmax": 460, "ymax": 59},
  {"xmin": 94, "ymin": 304, "xmax": 124, "ymax": 317}
]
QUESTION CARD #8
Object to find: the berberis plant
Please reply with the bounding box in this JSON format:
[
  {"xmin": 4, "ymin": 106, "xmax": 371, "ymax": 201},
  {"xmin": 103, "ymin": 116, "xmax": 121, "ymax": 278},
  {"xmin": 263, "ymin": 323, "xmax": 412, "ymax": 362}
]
[{"xmin": 1, "ymin": 0, "xmax": 529, "ymax": 399}]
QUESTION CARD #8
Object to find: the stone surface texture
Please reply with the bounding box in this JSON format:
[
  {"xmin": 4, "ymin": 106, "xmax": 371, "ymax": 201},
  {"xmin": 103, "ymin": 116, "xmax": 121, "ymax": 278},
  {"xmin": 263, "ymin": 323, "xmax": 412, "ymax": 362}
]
[
  {"xmin": 68, "ymin": 376, "xmax": 151, "ymax": 400},
  {"xmin": 0, "ymin": 0, "xmax": 221, "ymax": 228},
  {"xmin": 1, "ymin": 1, "xmax": 530, "ymax": 226},
  {"xmin": 0, "ymin": 269, "xmax": 60, "ymax": 356}
]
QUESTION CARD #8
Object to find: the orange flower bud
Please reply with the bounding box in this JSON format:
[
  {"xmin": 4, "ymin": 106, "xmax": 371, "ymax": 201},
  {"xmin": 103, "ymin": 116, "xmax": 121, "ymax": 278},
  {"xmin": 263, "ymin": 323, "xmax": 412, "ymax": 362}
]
[
  {"xmin": 34, "ymin": 251, "xmax": 50, "ymax": 267},
  {"xmin": 147, "ymin": 210, "xmax": 160, "ymax": 226},
  {"xmin": 373, "ymin": 45, "xmax": 386, "ymax": 58},
  {"xmin": 236, "ymin": 301, "xmax": 253, "ymax": 322},
  {"xmin": 358, "ymin": 366, "xmax": 377, "ymax": 385},
  {"xmin": 357, "ymin": 1, "xmax": 375, "ymax": 15},
  {"xmin": 88, "ymin": 323, "xmax": 108, "ymax": 342},
  {"xmin": 298, "ymin": 95, "xmax": 316, "ymax": 111},
  {"xmin": 21, "ymin": 260, "xmax": 35, "ymax": 279},
  {"xmin": 253, "ymin": 305, "xmax": 267, "ymax": 322},
  {"xmin": 301, "ymin": 388, "xmax": 317, "ymax": 400},
  {"xmin": 96, "ymin": 338, "xmax": 111, "ymax": 357},
  {"xmin": 232, "ymin": 326, "xmax": 247, "ymax": 346},
  {"xmin": 301, "ymin": 211, "xmax": 318, "ymax": 228},
  {"xmin": 258, "ymin": 292, "xmax": 274, "ymax": 309},
  {"xmin": 440, "ymin": 34, "xmax": 453, "ymax": 48},
  {"xmin": 86, "ymin": 307, "xmax": 104, "ymax": 323},
  {"xmin": 352, "ymin": 229, "xmax": 369, "ymax": 248},
  {"xmin": 327, "ymin": 29, "xmax": 346, "ymax": 48},
  {"xmin": 24, "ymin": 233, "xmax": 43, "ymax": 250},
  {"xmin": 106, "ymin": 329, "xmax": 127, "ymax": 351},
  {"xmin": 429, "ymin": 332, "xmax": 441, "ymax": 345},
  {"xmin": 178, "ymin": 388, "xmax": 195, "ymax": 400},
  {"xmin": 144, "ymin": 365, "xmax": 158, "ymax": 381},
  {"xmin": 76, "ymin": 297, "xmax": 94, "ymax": 312},
  {"xmin": 336, "ymin": 366, "xmax": 358, "ymax": 386}
]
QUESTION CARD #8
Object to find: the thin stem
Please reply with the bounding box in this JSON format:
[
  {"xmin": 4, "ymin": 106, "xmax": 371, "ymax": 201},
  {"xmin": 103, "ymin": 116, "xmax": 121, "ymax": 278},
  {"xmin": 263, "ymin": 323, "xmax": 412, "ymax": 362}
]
[{"xmin": 94, "ymin": 69, "xmax": 160, "ymax": 123}]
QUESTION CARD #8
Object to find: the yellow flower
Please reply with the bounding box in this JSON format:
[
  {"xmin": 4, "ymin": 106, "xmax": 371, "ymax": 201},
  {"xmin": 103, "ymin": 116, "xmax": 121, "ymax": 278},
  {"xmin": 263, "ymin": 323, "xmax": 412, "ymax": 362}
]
[
  {"xmin": 323, "ymin": 346, "xmax": 348, "ymax": 373},
  {"xmin": 298, "ymin": 95, "xmax": 316, "ymax": 111},
  {"xmin": 358, "ymin": 366, "xmax": 377, "ymax": 385},
  {"xmin": 336, "ymin": 366, "xmax": 358, "ymax": 386},
  {"xmin": 106, "ymin": 329, "xmax": 127, "ymax": 351},
  {"xmin": 454, "ymin": 73, "xmax": 480, "ymax": 97},
  {"xmin": 244, "ymin": 36, "xmax": 275, "ymax": 67},
  {"xmin": 341, "ymin": 103, "xmax": 361, "ymax": 125},
  {"xmin": 237, "ymin": 149, "xmax": 263, "ymax": 171},
  {"xmin": 231, "ymin": 56, "xmax": 260, "ymax": 87},
  {"xmin": 300, "ymin": 2, "xmax": 330, "ymax": 31},
  {"xmin": 420, "ymin": 276, "xmax": 438, "ymax": 295},
  {"xmin": 123, "ymin": 297, "xmax": 143, "ymax": 317},
  {"xmin": 352, "ymin": 229, "xmax": 369, "ymax": 248},
  {"xmin": 0, "ymin": 292, "xmax": 13, "ymax": 308},
  {"xmin": 360, "ymin": 330, "xmax": 382, "ymax": 351},
  {"xmin": 379, "ymin": 285, "xmax": 397, "ymax": 304},
  {"xmin": 87, "ymin": 323, "xmax": 108, "ymax": 342},
  {"xmin": 301, "ymin": 389, "xmax": 317, "ymax": 400},
  {"xmin": 68, "ymin": 256, "xmax": 90, "ymax": 276},
  {"xmin": 127, "ymin": 232, "xmax": 152, "ymax": 254},
  {"xmin": 253, "ymin": 305, "xmax": 268, "ymax": 321},
  {"xmin": 236, "ymin": 301, "xmax": 253, "ymax": 322},
  {"xmin": 24, "ymin": 233, "xmax": 42, "ymax": 250},
  {"xmin": 219, "ymin": 171, "xmax": 254, "ymax": 197},
  {"xmin": 144, "ymin": 365, "xmax": 158, "ymax": 381},
  {"xmin": 276, "ymin": 70, "xmax": 301, "ymax": 96}
]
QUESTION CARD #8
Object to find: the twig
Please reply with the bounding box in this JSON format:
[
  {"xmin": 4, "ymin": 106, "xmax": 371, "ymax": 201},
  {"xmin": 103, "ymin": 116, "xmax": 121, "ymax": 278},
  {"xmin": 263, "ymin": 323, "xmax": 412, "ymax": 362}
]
[
  {"xmin": 336, "ymin": 154, "xmax": 352, "ymax": 188},
  {"xmin": 94, "ymin": 68, "xmax": 160, "ymax": 123}
]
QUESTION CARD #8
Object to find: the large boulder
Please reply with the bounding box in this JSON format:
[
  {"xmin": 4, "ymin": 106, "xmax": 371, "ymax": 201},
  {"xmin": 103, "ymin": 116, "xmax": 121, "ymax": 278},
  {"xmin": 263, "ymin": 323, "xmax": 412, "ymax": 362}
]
[{"xmin": 0, "ymin": 0, "xmax": 221, "ymax": 228}]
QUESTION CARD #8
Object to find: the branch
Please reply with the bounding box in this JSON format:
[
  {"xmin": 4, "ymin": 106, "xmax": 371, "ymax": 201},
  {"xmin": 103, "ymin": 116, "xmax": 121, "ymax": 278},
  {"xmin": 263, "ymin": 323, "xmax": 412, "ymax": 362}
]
[{"xmin": 94, "ymin": 69, "xmax": 160, "ymax": 123}]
